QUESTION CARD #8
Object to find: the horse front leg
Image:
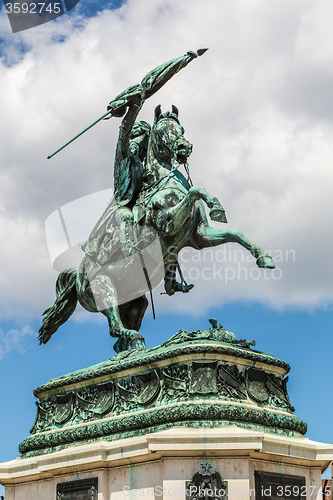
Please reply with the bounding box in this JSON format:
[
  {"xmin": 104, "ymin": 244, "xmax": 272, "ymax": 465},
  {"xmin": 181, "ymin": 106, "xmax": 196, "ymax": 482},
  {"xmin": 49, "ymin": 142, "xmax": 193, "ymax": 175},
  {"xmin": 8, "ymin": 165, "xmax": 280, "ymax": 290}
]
[
  {"xmin": 189, "ymin": 186, "xmax": 228, "ymax": 223},
  {"xmin": 151, "ymin": 186, "xmax": 224, "ymax": 237},
  {"xmin": 195, "ymin": 224, "xmax": 275, "ymax": 269}
]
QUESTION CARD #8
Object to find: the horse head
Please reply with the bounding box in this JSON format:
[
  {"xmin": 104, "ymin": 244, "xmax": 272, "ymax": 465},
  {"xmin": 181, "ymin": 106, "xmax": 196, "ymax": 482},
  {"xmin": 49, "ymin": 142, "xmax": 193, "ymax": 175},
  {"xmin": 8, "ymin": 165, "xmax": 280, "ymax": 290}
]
[{"xmin": 148, "ymin": 105, "xmax": 193, "ymax": 166}]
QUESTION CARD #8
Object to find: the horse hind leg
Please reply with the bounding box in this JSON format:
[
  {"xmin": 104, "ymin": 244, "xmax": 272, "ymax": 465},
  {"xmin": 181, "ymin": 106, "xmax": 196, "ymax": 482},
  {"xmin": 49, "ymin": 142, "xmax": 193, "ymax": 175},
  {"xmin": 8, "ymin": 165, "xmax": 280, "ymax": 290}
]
[
  {"xmin": 87, "ymin": 275, "xmax": 146, "ymax": 353},
  {"xmin": 118, "ymin": 295, "xmax": 148, "ymax": 350},
  {"xmin": 119, "ymin": 295, "xmax": 148, "ymax": 331}
]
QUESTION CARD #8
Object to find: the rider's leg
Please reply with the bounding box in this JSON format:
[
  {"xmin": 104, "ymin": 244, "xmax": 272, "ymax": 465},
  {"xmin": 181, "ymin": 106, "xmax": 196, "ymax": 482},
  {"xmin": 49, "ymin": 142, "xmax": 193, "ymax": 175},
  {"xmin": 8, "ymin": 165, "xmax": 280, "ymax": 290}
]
[
  {"xmin": 164, "ymin": 260, "xmax": 178, "ymax": 295},
  {"xmin": 118, "ymin": 206, "xmax": 135, "ymax": 259},
  {"xmin": 163, "ymin": 259, "xmax": 194, "ymax": 295}
]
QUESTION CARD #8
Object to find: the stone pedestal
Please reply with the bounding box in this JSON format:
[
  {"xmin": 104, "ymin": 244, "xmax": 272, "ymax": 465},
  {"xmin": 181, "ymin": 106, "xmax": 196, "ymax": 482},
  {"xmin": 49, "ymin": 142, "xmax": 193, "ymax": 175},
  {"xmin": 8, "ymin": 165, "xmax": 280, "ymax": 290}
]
[
  {"xmin": 1, "ymin": 326, "xmax": 333, "ymax": 499},
  {"xmin": 1, "ymin": 428, "xmax": 333, "ymax": 499}
]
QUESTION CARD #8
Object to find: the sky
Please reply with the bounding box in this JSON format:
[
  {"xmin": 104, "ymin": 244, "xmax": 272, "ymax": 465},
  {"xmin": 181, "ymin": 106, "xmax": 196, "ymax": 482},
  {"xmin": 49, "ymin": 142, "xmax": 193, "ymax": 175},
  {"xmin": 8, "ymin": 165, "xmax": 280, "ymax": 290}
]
[{"xmin": 1, "ymin": 0, "xmax": 333, "ymax": 494}]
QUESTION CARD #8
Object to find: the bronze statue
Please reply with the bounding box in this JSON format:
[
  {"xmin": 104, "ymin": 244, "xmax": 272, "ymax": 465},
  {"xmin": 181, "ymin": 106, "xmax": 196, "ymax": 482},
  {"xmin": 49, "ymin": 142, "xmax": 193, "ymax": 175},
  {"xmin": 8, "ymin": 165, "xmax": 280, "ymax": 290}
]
[{"xmin": 39, "ymin": 49, "xmax": 275, "ymax": 353}]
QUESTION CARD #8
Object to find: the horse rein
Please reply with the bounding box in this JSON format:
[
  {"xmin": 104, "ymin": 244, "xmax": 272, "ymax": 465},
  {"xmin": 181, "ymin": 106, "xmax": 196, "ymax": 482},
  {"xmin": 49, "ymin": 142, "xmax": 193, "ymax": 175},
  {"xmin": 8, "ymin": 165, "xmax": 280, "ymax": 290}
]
[
  {"xmin": 153, "ymin": 125, "xmax": 191, "ymax": 167},
  {"xmin": 142, "ymin": 126, "xmax": 193, "ymax": 202}
]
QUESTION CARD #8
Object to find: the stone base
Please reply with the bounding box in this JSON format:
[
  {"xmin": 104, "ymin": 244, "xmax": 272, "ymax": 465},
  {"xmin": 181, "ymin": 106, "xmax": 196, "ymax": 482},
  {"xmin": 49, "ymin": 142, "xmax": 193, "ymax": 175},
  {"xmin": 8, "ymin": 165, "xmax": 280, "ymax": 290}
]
[
  {"xmin": 19, "ymin": 326, "xmax": 306, "ymax": 458},
  {"xmin": 1, "ymin": 326, "xmax": 332, "ymax": 499},
  {"xmin": 1, "ymin": 427, "xmax": 333, "ymax": 499}
]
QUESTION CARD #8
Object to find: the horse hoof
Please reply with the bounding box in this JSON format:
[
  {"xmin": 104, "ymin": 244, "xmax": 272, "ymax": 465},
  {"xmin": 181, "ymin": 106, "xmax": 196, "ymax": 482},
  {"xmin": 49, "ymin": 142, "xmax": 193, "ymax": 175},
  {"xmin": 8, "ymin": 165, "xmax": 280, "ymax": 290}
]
[
  {"xmin": 256, "ymin": 255, "xmax": 275, "ymax": 269},
  {"xmin": 113, "ymin": 336, "xmax": 130, "ymax": 353},
  {"xmin": 209, "ymin": 208, "xmax": 227, "ymax": 223},
  {"xmin": 130, "ymin": 334, "xmax": 146, "ymax": 350},
  {"xmin": 113, "ymin": 332, "xmax": 133, "ymax": 353}
]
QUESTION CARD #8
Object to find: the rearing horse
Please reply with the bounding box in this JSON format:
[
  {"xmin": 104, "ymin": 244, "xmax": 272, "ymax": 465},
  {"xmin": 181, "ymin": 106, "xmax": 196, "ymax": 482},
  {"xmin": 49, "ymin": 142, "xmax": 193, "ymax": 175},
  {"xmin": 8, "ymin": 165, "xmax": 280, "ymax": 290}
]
[
  {"xmin": 38, "ymin": 104, "xmax": 274, "ymax": 353},
  {"xmin": 39, "ymin": 50, "xmax": 275, "ymax": 353}
]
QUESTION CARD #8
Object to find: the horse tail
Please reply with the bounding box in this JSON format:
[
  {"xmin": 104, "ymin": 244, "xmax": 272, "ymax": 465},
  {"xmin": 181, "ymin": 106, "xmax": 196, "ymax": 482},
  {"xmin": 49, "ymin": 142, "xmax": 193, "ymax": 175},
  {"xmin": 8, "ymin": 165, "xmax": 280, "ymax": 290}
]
[{"xmin": 38, "ymin": 268, "xmax": 78, "ymax": 345}]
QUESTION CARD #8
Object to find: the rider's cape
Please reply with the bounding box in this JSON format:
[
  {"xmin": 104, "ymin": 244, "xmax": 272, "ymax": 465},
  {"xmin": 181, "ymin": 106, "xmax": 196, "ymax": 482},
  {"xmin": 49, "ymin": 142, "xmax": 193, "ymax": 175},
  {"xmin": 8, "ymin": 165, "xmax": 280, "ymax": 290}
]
[
  {"xmin": 114, "ymin": 151, "xmax": 143, "ymax": 207},
  {"xmin": 81, "ymin": 153, "xmax": 143, "ymax": 271}
]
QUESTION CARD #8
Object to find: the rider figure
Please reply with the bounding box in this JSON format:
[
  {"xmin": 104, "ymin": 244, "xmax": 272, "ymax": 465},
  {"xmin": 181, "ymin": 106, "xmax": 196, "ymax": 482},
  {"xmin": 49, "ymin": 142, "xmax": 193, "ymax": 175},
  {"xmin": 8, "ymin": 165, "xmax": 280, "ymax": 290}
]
[
  {"xmin": 83, "ymin": 49, "xmax": 203, "ymax": 295},
  {"xmin": 110, "ymin": 92, "xmax": 193, "ymax": 295},
  {"xmin": 114, "ymin": 116, "xmax": 151, "ymax": 260}
]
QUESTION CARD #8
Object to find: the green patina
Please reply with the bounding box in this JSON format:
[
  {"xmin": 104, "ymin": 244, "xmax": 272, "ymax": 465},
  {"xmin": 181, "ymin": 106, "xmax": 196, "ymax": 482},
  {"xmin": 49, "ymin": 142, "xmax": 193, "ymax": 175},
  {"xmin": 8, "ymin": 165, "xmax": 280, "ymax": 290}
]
[
  {"xmin": 20, "ymin": 329, "xmax": 306, "ymax": 458},
  {"xmin": 26, "ymin": 51, "xmax": 299, "ymax": 462},
  {"xmin": 20, "ymin": 404, "xmax": 306, "ymax": 458},
  {"xmin": 38, "ymin": 49, "xmax": 276, "ymax": 354},
  {"xmin": 21, "ymin": 419, "xmax": 304, "ymax": 459},
  {"xmin": 34, "ymin": 326, "xmax": 289, "ymax": 397}
]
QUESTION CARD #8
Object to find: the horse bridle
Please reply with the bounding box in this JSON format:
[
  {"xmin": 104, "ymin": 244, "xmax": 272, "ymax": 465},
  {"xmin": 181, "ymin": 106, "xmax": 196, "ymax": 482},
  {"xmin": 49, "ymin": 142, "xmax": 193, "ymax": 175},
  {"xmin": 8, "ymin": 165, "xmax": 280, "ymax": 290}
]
[{"xmin": 152, "ymin": 122, "xmax": 190, "ymax": 166}]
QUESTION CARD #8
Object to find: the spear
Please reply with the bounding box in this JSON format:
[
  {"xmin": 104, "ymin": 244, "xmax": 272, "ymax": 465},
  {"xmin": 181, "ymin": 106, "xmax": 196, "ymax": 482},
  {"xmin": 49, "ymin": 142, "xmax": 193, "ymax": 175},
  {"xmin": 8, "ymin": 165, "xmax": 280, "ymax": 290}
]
[
  {"xmin": 47, "ymin": 48, "xmax": 208, "ymax": 160},
  {"xmin": 47, "ymin": 109, "xmax": 112, "ymax": 159}
]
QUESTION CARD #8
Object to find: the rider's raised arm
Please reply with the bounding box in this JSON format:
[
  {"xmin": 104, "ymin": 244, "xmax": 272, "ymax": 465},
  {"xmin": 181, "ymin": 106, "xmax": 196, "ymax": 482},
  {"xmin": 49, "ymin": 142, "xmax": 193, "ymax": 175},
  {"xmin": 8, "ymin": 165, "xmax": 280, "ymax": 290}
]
[
  {"xmin": 111, "ymin": 49, "xmax": 208, "ymax": 169},
  {"xmin": 114, "ymin": 99, "xmax": 143, "ymax": 167},
  {"xmin": 112, "ymin": 49, "xmax": 207, "ymax": 167},
  {"xmin": 108, "ymin": 84, "xmax": 144, "ymax": 168}
]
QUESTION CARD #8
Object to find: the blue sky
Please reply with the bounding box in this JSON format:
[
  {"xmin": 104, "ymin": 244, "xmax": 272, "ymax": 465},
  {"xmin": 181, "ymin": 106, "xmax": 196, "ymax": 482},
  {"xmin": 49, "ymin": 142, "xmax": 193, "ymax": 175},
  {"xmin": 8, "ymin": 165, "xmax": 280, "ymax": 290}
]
[{"xmin": 1, "ymin": 0, "xmax": 333, "ymax": 495}]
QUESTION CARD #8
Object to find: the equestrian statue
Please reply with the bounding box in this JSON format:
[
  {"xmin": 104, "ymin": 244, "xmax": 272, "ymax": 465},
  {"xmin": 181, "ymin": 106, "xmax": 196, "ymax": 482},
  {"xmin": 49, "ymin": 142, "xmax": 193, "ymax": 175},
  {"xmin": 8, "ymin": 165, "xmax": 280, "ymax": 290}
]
[{"xmin": 39, "ymin": 49, "xmax": 275, "ymax": 353}]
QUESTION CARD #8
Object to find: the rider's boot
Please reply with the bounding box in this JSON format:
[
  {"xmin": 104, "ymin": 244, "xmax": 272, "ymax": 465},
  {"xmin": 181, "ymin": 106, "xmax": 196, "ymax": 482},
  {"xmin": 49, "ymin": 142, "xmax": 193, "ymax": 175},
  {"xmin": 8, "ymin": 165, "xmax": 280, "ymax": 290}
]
[
  {"xmin": 164, "ymin": 259, "xmax": 194, "ymax": 296},
  {"xmin": 118, "ymin": 208, "xmax": 135, "ymax": 263},
  {"xmin": 165, "ymin": 279, "xmax": 194, "ymax": 295}
]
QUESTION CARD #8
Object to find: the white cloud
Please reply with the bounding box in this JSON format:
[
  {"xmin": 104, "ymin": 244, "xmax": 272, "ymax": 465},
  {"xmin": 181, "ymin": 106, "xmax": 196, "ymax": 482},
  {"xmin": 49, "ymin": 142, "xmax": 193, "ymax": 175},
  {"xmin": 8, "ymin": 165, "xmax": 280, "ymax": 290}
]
[
  {"xmin": 0, "ymin": 0, "xmax": 332, "ymax": 321},
  {"xmin": 0, "ymin": 324, "xmax": 34, "ymax": 359}
]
